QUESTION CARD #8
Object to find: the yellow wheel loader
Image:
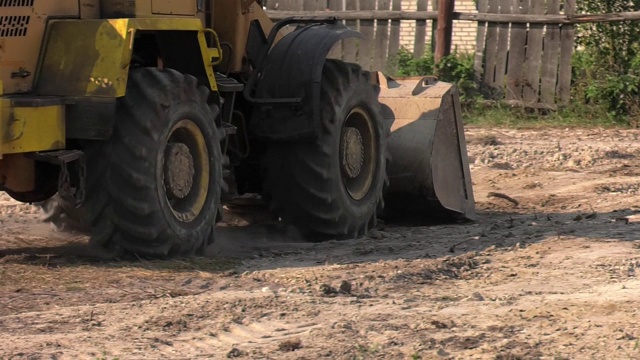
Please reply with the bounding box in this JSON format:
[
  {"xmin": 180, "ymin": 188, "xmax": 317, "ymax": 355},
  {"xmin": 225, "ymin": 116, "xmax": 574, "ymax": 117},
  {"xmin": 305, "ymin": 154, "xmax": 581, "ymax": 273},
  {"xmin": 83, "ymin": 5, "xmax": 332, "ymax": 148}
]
[{"xmin": 0, "ymin": 0, "xmax": 475, "ymax": 257}]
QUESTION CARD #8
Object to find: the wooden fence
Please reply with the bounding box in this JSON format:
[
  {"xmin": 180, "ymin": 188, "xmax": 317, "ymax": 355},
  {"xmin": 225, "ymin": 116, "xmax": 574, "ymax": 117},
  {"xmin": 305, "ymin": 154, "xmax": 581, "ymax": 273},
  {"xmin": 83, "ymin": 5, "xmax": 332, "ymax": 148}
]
[
  {"xmin": 264, "ymin": 0, "xmax": 437, "ymax": 73},
  {"xmin": 475, "ymin": 0, "xmax": 575, "ymax": 107},
  {"xmin": 265, "ymin": 1, "xmax": 639, "ymax": 108}
]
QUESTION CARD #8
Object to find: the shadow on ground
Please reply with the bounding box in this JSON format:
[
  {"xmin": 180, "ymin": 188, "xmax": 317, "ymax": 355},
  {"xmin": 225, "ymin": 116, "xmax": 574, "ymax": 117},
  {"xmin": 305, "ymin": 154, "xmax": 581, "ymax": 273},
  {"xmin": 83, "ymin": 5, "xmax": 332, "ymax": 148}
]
[{"xmin": 2, "ymin": 206, "xmax": 639, "ymax": 274}]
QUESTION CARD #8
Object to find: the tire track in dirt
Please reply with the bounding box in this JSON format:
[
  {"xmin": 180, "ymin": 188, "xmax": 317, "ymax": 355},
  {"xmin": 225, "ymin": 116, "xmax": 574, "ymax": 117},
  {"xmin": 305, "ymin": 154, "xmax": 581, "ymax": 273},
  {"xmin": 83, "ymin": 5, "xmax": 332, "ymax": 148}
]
[
  {"xmin": 214, "ymin": 321, "xmax": 321, "ymax": 345},
  {"xmin": 165, "ymin": 320, "xmax": 322, "ymax": 357}
]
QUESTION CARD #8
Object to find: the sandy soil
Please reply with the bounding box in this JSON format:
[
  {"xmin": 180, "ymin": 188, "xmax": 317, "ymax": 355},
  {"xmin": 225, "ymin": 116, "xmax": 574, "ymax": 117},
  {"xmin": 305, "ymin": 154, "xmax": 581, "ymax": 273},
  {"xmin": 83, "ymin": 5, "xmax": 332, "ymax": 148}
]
[{"xmin": 2, "ymin": 126, "xmax": 640, "ymax": 360}]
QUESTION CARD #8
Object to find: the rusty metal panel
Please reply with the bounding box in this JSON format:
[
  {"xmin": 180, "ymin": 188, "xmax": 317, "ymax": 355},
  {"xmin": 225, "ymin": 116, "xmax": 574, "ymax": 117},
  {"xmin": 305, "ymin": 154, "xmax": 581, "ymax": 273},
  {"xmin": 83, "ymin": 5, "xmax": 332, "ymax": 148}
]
[
  {"xmin": 0, "ymin": 0, "xmax": 79, "ymax": 95},
  {"xmin": 80, "ymin": 0, "xmax": 100, "ymax": 19},
  {"xmin": 0, "ymin": 97, "xmax": 5, "ymax": 159},
  {"xmin": 0, "ymin": 154, "xmax": 35, "ymax": 192},
  {"xmin": 151, "ymin": 0, "xmax": 196, "ymax": 15}
]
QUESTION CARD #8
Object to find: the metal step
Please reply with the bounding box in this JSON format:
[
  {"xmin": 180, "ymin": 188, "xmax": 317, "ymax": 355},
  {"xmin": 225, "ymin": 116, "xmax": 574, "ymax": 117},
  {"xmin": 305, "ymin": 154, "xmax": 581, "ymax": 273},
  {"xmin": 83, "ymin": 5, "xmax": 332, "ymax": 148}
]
[{"xmin": 215, "ymin": 73, "xmax": 244, "ymax": 93}]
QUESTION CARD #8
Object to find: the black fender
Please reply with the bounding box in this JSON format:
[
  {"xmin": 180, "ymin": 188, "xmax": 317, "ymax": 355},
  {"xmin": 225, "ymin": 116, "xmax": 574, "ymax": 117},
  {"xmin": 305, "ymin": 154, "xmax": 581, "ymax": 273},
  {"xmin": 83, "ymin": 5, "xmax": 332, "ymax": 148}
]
[{"xmin": 249, "ymin": 21, "xmax": 363, "ymax": 141}]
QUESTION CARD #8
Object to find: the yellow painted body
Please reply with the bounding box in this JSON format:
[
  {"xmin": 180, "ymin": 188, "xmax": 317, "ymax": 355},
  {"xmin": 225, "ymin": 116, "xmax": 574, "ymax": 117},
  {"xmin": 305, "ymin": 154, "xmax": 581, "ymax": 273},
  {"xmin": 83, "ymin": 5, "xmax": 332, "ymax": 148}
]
[
  {"xmin": 100, "ymin": 0, "xmax": 197, "ymax": 18},
  {"xmin": 0, "ymin": 99, "xmax": 65, "ymax": 192},
  {"xmin": 0, "ymin": 0, "xmax": 266, "ymax": 197},
  {"xmin": 212, "ymin": 1, "xmax": 276, "ymax": 73},
  {"xmin": 38, "ymin": 18, "xmax": 220, "ymax": 97},
  {"xmin": 2, "ymin": 15, "xmax": 222, "ymax": 158},
  {"xmin": 0, "ymin": 101, "xmax": 65, "ymax": 158}
]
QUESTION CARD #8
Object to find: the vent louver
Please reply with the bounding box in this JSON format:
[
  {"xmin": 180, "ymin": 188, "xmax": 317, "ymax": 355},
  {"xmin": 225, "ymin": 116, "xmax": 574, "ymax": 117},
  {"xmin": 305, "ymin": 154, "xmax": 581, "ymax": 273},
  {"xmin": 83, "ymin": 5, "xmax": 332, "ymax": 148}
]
[
  {"xmin": 0, "ymin": 16, "xmax": 30, "ymax": 37},
  {"xmin": 0, "ymin": 0, "xmax": 34, "ymax": 7}
]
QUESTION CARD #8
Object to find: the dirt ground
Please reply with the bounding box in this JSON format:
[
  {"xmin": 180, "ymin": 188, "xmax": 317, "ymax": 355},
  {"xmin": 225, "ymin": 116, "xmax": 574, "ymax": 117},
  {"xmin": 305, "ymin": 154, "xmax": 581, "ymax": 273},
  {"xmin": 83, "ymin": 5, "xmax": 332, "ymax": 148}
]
[{"xmin": 2, "ymin": 126, "xmax": 640, "ymax": 360}]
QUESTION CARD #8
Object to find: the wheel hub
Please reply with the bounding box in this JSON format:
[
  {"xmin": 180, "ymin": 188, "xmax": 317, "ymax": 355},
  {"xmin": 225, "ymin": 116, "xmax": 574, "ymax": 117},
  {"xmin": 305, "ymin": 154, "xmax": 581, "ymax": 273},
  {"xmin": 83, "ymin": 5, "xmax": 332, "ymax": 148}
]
[
  {"xmin": 342, "ymin": 127, "xmax": 364, "ymax": 179},
  {"xmin": 164, "ymin": 142, "xmax": 195, "ymax": 199}
]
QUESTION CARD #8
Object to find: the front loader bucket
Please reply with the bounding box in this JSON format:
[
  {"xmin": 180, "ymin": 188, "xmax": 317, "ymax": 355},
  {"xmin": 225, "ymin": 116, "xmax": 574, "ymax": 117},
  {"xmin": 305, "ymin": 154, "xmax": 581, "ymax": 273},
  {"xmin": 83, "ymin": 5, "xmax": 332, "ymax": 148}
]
[{"xmin": 376, "ymin": 74, "xmax": 476, "ymax": 221}]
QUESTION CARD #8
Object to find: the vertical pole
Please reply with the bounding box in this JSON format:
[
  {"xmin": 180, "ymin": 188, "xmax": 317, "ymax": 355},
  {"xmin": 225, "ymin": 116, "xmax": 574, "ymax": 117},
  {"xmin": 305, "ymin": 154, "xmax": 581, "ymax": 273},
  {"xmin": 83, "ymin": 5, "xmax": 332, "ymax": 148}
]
[
  {"xmin": 430, "ymin": 0, "xmax": 438, "ymax": 54},
  {"xmin": 414, "ymin": 0, "xmax": 429, "ymax": 59},
  {"xmin": 434, "ymin": 0, "xmax": 454, "ymax": 63}
]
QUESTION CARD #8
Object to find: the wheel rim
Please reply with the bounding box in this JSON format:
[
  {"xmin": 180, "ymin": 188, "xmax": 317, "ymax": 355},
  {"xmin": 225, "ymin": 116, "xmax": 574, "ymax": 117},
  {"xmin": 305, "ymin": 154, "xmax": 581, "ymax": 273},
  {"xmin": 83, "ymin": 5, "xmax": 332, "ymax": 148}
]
[
  {"xmin": 339, "ymin": 106, "xmax": 377, "ymax": 201},
  {"xmin": 163, "ymin": 119, "xmax": 210, "ymax": 223}
]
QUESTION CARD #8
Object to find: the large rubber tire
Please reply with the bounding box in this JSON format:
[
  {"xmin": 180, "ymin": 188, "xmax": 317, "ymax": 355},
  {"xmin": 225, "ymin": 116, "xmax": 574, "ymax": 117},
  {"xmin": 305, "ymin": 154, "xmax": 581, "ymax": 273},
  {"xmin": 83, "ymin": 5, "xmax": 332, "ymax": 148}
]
[
  {"xmin": 263, "ymin": 60, "xmax": 388, "ymax": 239},
  {"xmin": 39, "ymin": 68, "xmax": 223, "ymax": 258}
]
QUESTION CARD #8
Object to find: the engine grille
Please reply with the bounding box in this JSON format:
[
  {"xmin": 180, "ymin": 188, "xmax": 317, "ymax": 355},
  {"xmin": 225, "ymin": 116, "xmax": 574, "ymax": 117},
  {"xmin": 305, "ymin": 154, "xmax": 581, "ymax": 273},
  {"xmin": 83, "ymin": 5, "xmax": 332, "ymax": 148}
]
[
  {"xmin": 0, "ymin": 0, "xmax": 34, "ymax": 6},
  {"xmin": 0, "ymin": 15, "xmax": 30, "ymax": 37}
]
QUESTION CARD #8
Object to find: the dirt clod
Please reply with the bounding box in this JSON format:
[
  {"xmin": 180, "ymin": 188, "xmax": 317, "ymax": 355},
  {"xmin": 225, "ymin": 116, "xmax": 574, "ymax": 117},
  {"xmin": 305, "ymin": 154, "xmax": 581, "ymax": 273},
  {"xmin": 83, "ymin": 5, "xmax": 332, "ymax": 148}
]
[
  {"xmin": 227, "ymin": 347, "xmax": 247, "ymax": 358},
  {"xmin": 338, "ymin": 280, "xmax": 352, "ymax": 294},
  {"xmin": 319, "ymin": 283, "xmax": 338, "ymax": 295},
  {"xmin": 278, "ymin": 338, "xmax": 303, "ymax": 352},
  {"xmin": 431, "ymin": 320, "xmax": 449, "ymax": 329}
]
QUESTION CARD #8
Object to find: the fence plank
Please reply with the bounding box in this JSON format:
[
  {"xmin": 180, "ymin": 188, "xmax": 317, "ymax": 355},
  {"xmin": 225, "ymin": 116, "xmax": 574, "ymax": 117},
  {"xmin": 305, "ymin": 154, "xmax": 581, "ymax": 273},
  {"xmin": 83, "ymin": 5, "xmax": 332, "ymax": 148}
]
[
  {"xmin": 360, "ymin": 0, "xmax": 377, "ymax": 70},
  {"xmin": 414, "ymin": 0, "xmax": 429, "ymax": 57},
  {"xmin": 474, "ymin": 0, "xmax": 489, "ymax": 80},
  {"xmin": 280, "ymin": 0, "xmax": 302, "ymax": 11},
  {"xmin": 506, "ymin": 0, "xmax": 528, "ymax": 101},
  {"xmin": 373, "ymin": 0, "xmax": 391, "ymax": 71},
  {"xmin": 266, "ymin": 0, "xmax": 581, "ymax": 108},
  {"xmin": 557, "ymin": 0, "xmax": 576, "ymax": 103},
  {"xmin": 264, "ymin": 10, "xmax": 640, "ymax": 24},
  {"xmin": 483, "ymin": 0, "xmax": 500, "ymax": 88},
  {"xmin": 387, "ymin": 0, "xmax": 402, "ymax": 73},
  {"xmin": 303, "ymin": 0, "xmax": 326, "ymax": 11},
  {"xmin": 327, "ymin": 0, "xmax": 343, "ymax": 59},
  {"xmin": 265, "ymin": 0, "xmax": 278, "ymax": 10},
  {"xmin": 522, "ymin": 0, "xmax": 544, "ymax": 103},
  {"xmin": 493, "ymin": 0, "xmax": 511, "ymax": 92},
  {"xmin": 540, "ymin": 0, "xmax": 560, "ymax": 104},
  {"xmin": 343, "ymin": 0, "xmax": 359, "ymax": 63},
  {"xmin": 430, "ymin": 0, "xmax": 438, "ymax": 54}
]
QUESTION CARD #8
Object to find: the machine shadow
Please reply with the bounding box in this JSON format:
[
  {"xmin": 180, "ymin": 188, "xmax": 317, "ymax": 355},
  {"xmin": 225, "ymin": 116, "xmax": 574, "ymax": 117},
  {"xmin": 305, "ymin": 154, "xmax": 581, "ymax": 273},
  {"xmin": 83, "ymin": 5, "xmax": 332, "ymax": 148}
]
[{"xmin": 1, "ymin": 207, "xmax": 639, "ymax": 274}]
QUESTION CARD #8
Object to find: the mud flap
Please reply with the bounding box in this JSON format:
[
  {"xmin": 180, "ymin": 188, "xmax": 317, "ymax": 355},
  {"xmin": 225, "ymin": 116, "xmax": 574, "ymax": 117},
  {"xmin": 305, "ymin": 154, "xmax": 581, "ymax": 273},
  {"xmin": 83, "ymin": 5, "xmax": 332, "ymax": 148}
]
[{"xmin": 376, "ymin": 74, "xmax": 476, "ymax": 221}]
